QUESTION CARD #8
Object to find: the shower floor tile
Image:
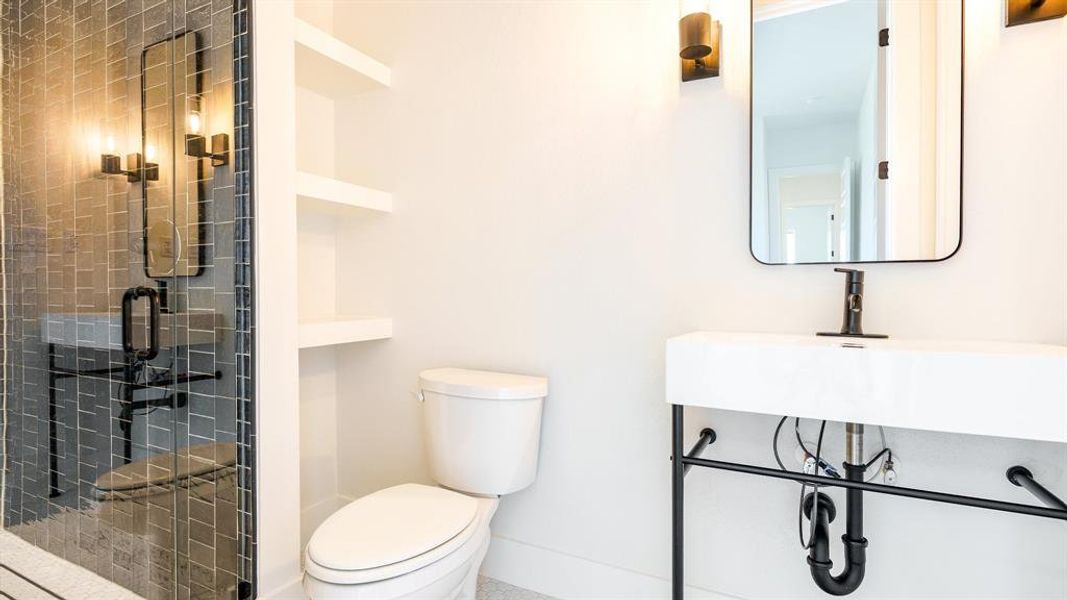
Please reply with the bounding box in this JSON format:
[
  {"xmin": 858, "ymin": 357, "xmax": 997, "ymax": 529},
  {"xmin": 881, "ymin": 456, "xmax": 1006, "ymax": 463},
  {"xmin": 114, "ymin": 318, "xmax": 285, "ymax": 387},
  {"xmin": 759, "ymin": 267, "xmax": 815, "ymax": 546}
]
[{"xmin": 0, "ymin": 531, "xmax": 143, "ymax": 599}]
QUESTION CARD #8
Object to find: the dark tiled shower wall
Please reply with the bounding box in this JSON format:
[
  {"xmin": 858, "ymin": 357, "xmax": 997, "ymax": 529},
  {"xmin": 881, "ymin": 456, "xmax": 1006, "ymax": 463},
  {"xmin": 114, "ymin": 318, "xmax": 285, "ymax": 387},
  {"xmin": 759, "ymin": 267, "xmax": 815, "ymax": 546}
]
[
  {"xmin": 232, "ymin": 0, "xmax": 255, "ymax": 593},
  {"xmin": 0, "ymin": 0, "xmax": 255, "ymax": 597}
]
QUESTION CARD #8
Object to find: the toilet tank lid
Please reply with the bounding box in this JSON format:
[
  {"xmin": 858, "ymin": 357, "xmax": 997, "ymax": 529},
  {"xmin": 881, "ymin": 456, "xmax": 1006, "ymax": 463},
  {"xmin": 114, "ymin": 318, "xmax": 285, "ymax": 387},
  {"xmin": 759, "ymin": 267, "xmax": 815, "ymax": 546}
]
[{"xmin": 419, "ymin": 368, "xmax": 547, "ymax": 400}]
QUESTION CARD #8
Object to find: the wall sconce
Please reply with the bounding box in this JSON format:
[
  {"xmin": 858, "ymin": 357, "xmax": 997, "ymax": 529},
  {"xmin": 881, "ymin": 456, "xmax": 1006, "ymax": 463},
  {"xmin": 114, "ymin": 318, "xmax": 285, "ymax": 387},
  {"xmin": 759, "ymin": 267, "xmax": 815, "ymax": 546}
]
[
  {"xmin": 185, "ymin": 111, "xmax": 229, "ymax": 167},
  {"xmin": 144, "ymin": 144, "xmax": 160, "ymax": 180},
  {"xmin": 101, "ymin": 137, "xmax": 158, "ymax": 182},
  {"xmin": 1005, "ymin": 0, "xmax": 1067, "ymax": 27},
  {"xmin": 679, "ymin": 1, "xmax": 720, "ymax": 82}
]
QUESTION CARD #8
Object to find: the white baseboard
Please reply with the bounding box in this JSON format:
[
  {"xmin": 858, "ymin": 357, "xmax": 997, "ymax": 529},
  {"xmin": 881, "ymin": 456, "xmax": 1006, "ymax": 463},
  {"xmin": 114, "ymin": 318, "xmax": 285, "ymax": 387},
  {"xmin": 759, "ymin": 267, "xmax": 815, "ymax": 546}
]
[
  {"xmin": 260, "ymin": 575, "xmax": 306, "ymax": 599},
  {"xmin": 480, "ymin": 535, "xmax": 741, "ymax": 600}
]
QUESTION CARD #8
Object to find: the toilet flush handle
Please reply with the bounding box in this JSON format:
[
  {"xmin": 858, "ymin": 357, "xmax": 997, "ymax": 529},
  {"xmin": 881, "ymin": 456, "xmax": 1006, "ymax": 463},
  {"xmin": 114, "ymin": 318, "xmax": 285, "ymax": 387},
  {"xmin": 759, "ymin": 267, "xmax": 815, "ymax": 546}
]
[{"xmin": 414, "ymin": 389, "xmax": 425, "ymax": 403}]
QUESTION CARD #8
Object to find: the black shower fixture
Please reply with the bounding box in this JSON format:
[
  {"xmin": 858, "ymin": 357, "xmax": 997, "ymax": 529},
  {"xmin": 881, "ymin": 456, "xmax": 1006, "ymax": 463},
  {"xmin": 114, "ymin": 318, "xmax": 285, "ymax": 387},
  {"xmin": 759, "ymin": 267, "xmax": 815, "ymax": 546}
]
[
  {"xmin": 101, "ymin": 151, "xmax": 159, "ymax": 182},
  {"xmin": 185, "ymin": 111, "xmax": 230, "ymax": 166},
  {"xmin": 185, "ymin": 132, "xmax": 230, "ymax": 166}
]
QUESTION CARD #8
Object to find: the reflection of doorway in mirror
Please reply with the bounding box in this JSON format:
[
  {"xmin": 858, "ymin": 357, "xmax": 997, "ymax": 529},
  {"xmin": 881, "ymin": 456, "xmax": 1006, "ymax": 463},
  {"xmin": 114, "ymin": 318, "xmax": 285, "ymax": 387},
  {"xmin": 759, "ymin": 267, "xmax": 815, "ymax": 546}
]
[
  {"xmin": 769, "ymin": 162, "xmax": 851, "ymax": 264},
  {"xmin": 783, "ymin": 204, "xmax": 832, "ymax": 264}
]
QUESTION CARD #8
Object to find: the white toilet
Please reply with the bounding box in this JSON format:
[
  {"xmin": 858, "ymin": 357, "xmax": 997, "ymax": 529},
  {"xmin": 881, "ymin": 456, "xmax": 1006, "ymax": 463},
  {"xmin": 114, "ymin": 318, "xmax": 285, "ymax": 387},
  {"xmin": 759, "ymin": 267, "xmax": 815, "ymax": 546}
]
[{"xmin": 303, "ymin": 368, "xmax": 547, "ymax": 599}]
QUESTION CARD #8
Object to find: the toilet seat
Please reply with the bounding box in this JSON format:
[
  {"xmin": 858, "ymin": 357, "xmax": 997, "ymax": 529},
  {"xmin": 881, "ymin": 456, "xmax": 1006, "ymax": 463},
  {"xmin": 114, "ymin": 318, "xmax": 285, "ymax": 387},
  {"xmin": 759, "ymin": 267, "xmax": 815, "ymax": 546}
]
[{"xmin": 305, "ymin": 484, "xmax": 497, "ymax": 586}]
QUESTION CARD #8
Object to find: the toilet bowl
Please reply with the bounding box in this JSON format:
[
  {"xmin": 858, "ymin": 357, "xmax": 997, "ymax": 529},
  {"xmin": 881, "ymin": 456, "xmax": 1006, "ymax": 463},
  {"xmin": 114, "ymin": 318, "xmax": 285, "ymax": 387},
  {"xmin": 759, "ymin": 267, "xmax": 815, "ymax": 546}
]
[
  {"xmin": 303, "ymin": 368, "xmax": 547, "ymax": 600},
  {"xmin": 304, "ymin": 484, "xmax": 497, "ymax": 599}
]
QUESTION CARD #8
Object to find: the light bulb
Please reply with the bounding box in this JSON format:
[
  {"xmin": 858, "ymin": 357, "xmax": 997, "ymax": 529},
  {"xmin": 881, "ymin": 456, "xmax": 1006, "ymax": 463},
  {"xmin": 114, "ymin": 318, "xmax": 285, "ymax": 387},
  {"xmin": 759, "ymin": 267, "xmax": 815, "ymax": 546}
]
[
  {"xmin": 146, "ymin": 144, "xmax": 157, "ymax": 162},
  {"xmin": 105, "ymin": 135, "xmax": 115, "ymax": 155},
  {"xmin": 187, "ymin": 111, "xmax": 202, "ymax": 135}
]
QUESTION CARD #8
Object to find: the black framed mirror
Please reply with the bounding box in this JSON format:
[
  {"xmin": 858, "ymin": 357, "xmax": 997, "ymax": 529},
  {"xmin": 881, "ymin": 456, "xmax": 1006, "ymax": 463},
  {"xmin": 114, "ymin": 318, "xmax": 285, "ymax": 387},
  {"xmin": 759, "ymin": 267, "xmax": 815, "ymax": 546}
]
[
  {"xmin": 750, "ymin": 0, "xmax": 963, "ymax": 265},
  {"xmin": 142, "ymin": 30, "xmax": 205, "ymax": 278}
]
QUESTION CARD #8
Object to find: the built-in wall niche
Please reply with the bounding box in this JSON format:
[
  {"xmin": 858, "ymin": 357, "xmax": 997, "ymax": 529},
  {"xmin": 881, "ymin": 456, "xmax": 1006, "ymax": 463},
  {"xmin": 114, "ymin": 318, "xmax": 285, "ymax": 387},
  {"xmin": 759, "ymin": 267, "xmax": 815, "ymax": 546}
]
[
  {"xmin": 293, "ymin": 16, "xmax": 392, "ymax": 218},
  {"xmin": 295, "ymin": 192, "xmax": 392, "ymax": 347},
  {"xmin": 289, "ymin": 5, "xmax": 397, "ymax": 551},
  {"xmin": 292, "ymin": 12, "xmax": 394, "ymax": 347}
]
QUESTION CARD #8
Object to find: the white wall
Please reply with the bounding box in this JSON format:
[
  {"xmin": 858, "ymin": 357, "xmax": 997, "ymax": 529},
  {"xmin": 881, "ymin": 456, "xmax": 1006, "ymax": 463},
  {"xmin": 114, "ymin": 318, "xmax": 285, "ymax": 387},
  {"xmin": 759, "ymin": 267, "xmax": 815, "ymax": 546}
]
[
  {"xmin": 855, "ymin": 66, "xmax": 878, "ymax": 261},
  {"xmin": 251, "ymin": 1, "xmax": 302, "ymax": 594},
  {"xmin": 751, "ymin": 116, "xmax": 768, "ymax": 261},
  {"xmin": 886, "ymin": 0, "xmax": 955, "ymax": 261},
  {"xmin": 323, "ymin": 1, "xmax": 1066, "ymax": 598}
]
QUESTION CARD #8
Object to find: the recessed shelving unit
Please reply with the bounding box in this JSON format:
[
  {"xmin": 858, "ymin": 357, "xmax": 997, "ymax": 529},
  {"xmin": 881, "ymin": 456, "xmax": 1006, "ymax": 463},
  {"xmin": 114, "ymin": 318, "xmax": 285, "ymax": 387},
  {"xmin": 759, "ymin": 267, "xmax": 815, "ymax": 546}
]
[
  {"xmin": 290, "ymin": 4, "xmax": 397, "ymax": 572},
  {"xmin": 298, "ymin": 316, "xmax": 393, "ymax": 349},
  {"xmin": 294, "ymin": 18, "xmax": 391, "ymax": 98},
  {"xmin": 296, "ymin": 171, "xmax": 392, "ymax": 214},
  {"xmin": 294, "ymin": 17, "xmax": 394, "ymax": 347}
]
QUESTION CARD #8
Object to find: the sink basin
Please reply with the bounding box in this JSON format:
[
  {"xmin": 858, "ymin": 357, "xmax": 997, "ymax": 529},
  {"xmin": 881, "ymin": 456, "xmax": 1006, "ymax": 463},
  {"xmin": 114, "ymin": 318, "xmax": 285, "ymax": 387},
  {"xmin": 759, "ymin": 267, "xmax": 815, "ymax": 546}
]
[
  {"xmin": 42, "ymin": 312, "xmax": 223, "ymax": 351},
  {"xmin": 666, "ymin": 332, "xmax": 1067, "ymax": 443}
]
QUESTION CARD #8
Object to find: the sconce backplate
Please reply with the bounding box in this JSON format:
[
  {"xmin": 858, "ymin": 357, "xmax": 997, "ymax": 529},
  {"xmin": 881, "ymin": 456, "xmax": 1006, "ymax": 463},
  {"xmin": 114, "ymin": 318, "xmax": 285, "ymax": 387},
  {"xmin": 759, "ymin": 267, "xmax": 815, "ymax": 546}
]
[
  {"xmin": 681, "ymin": 19, "xmax": 721, "ymax": 82},
  {"xmin": 1006, "ymin": 0, "xmax": 1067, "ymax": 27}
]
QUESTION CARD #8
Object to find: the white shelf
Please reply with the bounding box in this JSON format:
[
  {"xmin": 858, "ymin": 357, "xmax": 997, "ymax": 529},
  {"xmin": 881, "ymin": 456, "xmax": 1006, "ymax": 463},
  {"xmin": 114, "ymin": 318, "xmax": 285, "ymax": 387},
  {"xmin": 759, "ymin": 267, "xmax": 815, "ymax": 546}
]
[
  {"xmin": 294, "ymin": 19, "xmax": 391, "ymax": 97},
  {"xmin": 296, "ymin": 171, "xmax": 392, "ymax": 214},
  {"xmin": 298, "ymin": 316, "xmax": 393, "ymax": 348}
]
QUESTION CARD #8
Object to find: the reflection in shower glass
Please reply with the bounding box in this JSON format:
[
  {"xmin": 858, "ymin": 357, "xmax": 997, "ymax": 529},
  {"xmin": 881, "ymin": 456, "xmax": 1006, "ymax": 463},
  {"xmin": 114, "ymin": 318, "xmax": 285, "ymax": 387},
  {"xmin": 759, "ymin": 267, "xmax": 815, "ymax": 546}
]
[
  {"xmin": 0, "ymin": 0, "xmax": 255, "ymax": 598},
  {"xmin": 144, "ymin": 31, "xmax": 204, "ymax": 279}
]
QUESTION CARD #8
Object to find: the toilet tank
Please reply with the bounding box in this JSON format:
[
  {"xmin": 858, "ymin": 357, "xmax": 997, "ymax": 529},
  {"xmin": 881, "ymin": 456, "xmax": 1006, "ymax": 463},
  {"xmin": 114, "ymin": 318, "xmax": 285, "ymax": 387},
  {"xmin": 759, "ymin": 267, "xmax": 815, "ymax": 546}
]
[{"xmin": 419, "ymin": 368, "xmax": 547, "ymax": 496}]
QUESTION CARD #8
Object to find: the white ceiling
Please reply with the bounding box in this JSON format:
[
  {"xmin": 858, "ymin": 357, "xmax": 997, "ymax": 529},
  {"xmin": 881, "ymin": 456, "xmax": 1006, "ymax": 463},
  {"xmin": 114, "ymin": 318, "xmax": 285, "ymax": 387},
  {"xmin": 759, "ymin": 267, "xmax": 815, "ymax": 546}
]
[
  {"xmin": 754, "ymin": 0, "xmax": 853, "ymax": 22},
  {"xmin": 753, "ymin": 0, "xmax": 878, "ymax": 129}
]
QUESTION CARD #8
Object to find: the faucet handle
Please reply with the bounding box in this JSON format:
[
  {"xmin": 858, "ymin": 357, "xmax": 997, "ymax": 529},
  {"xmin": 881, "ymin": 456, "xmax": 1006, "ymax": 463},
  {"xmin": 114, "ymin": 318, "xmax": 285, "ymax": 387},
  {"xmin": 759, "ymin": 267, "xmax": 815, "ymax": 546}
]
[{"xmin": 834, "ymin": 267, "xmax": 864, "ymax": 283}]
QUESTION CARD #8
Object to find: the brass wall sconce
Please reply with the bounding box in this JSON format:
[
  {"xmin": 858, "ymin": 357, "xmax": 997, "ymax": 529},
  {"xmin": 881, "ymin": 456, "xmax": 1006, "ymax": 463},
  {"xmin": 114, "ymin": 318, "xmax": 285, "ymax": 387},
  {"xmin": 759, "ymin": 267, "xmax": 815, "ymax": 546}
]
[
  {"xmin": 101, "ymin": 152, "xmax": 159, "ymax": 182},
  {"xmin": 679, "ymin": 7, "xmax": 720, "ymax": 81},
  {"xmin": 1006, "ymin": 0, "xmax": 1067, "ymax": 26},
  {"xmin": 184, "ymin": 112, "xmax": 229, "ymax": 167}
]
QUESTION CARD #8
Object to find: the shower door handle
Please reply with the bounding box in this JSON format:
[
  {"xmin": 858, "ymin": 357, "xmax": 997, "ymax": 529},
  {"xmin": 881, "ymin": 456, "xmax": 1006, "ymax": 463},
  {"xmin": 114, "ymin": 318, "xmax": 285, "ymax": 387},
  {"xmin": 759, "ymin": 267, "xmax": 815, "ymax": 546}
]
[{"xmin": 122, "ymin": 286, "xmax": 160, "ymax": 361}]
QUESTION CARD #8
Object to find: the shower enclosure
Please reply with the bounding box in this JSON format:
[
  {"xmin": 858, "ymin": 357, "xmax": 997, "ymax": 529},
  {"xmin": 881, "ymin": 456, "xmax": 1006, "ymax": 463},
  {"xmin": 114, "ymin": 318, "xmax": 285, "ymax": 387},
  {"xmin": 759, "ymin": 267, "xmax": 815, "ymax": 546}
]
[{"xmin": 0, "ymin": 0, "xmax": 255, "ymax": 597}]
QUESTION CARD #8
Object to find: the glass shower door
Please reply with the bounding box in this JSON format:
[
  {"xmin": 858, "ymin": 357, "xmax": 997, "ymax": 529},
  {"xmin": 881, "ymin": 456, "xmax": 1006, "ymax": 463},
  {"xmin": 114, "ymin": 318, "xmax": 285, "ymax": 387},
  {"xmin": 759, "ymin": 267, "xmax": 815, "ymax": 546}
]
[
  {"xmin": 149, "ymin": 21, "xmax": 243, "ymax": 599},
  {"xmin": 0, "ymin": 0, "xmax": 182, "ymax": 594},
  {"xmin": 1, "ymin": 0, "xmax": 247, "ymax": 597}
]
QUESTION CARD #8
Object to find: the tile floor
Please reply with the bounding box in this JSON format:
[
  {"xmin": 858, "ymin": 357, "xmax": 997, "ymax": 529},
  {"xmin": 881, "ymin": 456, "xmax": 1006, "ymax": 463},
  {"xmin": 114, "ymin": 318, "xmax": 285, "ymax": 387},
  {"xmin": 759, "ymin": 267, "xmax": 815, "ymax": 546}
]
[
  {"xmin": 0, "ymin": 530, "xmax": 142, "ymax": 599},
  {"xmin": 0, "ymin": 532, "xmax": 550, "ymax": 600},
  {"xmin": 478, "ymin": 576, "xmax": 557, "ymax": 600}
]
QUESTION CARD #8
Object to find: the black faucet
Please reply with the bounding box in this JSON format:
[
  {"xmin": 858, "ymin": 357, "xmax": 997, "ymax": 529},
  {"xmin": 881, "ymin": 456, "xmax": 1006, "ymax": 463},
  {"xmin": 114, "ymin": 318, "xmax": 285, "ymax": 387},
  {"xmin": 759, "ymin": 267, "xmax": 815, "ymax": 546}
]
[{"xmin": 817, "ymin": 268, "xmax": 888, "ymax": 339}]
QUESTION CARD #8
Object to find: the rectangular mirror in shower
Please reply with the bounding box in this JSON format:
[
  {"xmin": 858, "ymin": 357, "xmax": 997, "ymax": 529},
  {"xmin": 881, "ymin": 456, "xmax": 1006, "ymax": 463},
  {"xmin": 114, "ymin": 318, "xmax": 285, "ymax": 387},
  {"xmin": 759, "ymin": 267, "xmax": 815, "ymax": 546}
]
[
  {"xmin": 750, "ymin": 0, "xmax": 963, "ymax": 265},
  {"xmin": 143, "ymin": 31, "xmax": 205, "ymax": 278}
]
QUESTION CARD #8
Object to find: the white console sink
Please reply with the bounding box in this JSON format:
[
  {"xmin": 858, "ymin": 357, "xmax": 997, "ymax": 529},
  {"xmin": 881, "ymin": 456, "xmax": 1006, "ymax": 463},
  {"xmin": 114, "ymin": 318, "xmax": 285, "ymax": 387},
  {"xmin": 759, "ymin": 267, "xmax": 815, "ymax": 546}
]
[
  {"xmin": 42, "ymin": 312, "xmax": 222, "ymax": 351},
  {"xmin": 666, "ymin": 332, "xmax": 1067, "ymax": 444}
]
